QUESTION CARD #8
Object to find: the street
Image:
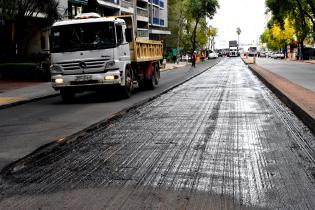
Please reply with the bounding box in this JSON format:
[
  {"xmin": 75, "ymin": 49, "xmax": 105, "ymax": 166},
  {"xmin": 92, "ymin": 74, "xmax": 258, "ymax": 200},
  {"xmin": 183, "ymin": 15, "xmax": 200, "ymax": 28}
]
[
  {"xmin": 256, "ymin": 58, "xmax": 315, "ymax": 91},
  {"xmin": 0, "ymin": 60, "xmax": 220, "ymax": 170},
  {"xmin": 1, "ymin": 58, "xmax": 315, "ymax": 209}
]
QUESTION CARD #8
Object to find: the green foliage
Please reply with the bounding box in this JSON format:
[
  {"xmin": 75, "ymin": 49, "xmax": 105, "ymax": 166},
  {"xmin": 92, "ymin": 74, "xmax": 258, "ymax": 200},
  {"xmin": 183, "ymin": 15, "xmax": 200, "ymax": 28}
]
[
  {"xmin": 186, "ymin": 0, "xmax": 219, "ymax": 51},
  {"xmin": 236, "ymin": 27, "xmax": 241, "ymax": 36},
  {"xmin": 0, "ymin": 63, "xmax": 49, "ymax": 80},
  {"xmin": 265, "ymin": 0, "xmax": 315, "ymax": 43},
  {"xmin": 165, "ymin": 0, "xmax": 187, "ymax": 49},
  {"xmin": 166, "ymin": 0, "xmax": 219, "ymax": 53},
  {"xmin": 260, "ymin": 18, "xmax": 295, "ymax": 50},
  {"xmin": 0, "ymin": 0, "xmax": 60, "ymax": 56}
]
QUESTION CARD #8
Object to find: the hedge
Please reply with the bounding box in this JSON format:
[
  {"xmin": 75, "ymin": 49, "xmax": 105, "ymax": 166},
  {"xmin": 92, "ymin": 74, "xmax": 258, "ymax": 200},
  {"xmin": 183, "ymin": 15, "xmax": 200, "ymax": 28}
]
[{"xmin": 0, "ymin": 63, "xmax": 50, "ymax": 80}]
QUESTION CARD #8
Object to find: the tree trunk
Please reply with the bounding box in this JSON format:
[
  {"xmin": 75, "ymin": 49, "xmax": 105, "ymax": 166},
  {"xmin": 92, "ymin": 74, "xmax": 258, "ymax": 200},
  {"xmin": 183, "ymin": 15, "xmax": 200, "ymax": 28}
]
[
  {"xmin": 300, "ymin": 40, "xmax": 305, "ymax": 60},
  {"xmin": 191, "ymin": 17, "xmax": 200, "ymax": 52}
]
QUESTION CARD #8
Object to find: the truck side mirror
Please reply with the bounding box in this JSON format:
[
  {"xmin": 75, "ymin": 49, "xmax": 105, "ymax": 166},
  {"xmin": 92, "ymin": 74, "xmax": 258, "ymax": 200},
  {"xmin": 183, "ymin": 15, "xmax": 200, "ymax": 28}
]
[{"xmin": 125, "ymin": 28, "xmax": 132, "ymax": 42}]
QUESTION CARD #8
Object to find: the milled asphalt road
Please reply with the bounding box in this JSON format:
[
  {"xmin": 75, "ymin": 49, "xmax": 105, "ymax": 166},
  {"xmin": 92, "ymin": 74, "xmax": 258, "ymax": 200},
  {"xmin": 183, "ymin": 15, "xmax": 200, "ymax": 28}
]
[
  {"xmin": 1, "ymin": 58, "xmax": 315, "ymax": 209},
  {"xmin": 0, "ymin": 59, "xmax": 219, "ymax": 170}
]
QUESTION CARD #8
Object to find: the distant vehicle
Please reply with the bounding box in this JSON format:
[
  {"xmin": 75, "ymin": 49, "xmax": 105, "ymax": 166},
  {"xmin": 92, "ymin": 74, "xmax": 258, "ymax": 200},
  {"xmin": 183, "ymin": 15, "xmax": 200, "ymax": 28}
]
[
  {"xmin": 208, "ymin": 51, "xmax": 218, "ymax": 59},
  {"xmin": 273, "ymin": 52, "xmax": 285, "ymax": 59},
  {"xmin": 259, "ymin": 51, "xmax": 266, "ymax": 57},
  {"xmin": 229, "ymin": 40, "xmax": 239, "ymax": 57},
  {"xmin": 248, "ymin": 47, "xmax": 257, "ymax": 57},
  {"xmin": 229, "ymin": 47, "xmax": 239, "ymax": 57}
]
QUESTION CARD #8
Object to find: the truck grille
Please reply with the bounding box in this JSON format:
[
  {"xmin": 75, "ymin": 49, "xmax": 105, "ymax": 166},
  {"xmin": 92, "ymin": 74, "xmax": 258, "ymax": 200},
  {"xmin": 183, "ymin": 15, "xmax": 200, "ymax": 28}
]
[{"xmin": 57, "ymin": 59, "xmax": 109, "ymax": 71}]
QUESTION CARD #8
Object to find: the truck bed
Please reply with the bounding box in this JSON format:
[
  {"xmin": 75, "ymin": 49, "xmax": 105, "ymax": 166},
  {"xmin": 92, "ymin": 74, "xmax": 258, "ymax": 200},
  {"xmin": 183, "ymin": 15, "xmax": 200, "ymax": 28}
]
[{"xmin": 130, "ymin": 38, "xmax": 163, "ymax": 62}]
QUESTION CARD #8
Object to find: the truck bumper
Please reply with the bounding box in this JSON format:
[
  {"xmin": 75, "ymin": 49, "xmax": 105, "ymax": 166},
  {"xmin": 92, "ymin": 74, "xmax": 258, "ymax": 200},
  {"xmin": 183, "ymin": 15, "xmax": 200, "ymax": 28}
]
[{"xmin": 51, "ymin": 71, "xmax": 122, "ymax": 90}]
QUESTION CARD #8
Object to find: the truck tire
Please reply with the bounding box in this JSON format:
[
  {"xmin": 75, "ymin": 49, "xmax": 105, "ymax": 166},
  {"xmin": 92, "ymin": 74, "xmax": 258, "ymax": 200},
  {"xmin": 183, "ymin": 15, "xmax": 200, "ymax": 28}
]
[
  {"xmin": 121, "ymin": 66, "xmax": 133, "ymax": 98},
  {"xmin": 146, "ymin": 64, "xmax": 159, "ymax": 90},
  {"xmin": 60, "ymin": 88, "xmax": 75, "ymax": 103}
]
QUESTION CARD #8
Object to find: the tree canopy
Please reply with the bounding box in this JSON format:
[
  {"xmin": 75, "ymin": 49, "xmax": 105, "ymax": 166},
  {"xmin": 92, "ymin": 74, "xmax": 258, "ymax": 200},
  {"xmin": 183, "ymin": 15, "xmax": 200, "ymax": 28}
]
[
  {"xmin": 166, "ymin": 0, "xmax": 219, "ymax": 54},
  {"xmin": 265, "ymin": 0, "xmax": 314, "ymax": 43},
  {"xmin": 186, "ymin": 0, "xmax": 219, "ymax": 51},
  {"xmin": 0, "ymin": 0, "xmax": 60, "ymax": 55}
]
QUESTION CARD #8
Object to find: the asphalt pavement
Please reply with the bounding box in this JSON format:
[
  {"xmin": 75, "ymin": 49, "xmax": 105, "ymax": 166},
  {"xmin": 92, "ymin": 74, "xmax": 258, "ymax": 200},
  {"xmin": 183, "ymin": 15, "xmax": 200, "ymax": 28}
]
[
  {"xmin": 256, "ymin": 58, "xmax": 315, "ymax": 92},
  {"xmin": 0, "ymin": 62, "xmax": 188, "ymax": 108},
  {"xmin": 0, "ymin": 59, "xmax": 220, "ymax": 170},
  {"xmin": 1, "ymin": 58, "xmax": 314, "ymax": 209}
]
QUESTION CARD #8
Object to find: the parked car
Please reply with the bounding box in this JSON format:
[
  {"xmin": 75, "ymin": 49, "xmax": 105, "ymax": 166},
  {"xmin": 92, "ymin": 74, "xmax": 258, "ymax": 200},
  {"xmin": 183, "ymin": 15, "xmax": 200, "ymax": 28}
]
[
  {"xmin": 208, "ymin": 52, "xmax": 218, "ymax": 59},
  {"xmin": 258, "ymin": 51, "xmax": 266, "ymax": 57},
  {"xmin": 272, "ymin": 52, "xmax": 285, "ymax": 59},
  {"xmin": 248, "ymin": 47, "xmax": 257, "ymax": 57}
]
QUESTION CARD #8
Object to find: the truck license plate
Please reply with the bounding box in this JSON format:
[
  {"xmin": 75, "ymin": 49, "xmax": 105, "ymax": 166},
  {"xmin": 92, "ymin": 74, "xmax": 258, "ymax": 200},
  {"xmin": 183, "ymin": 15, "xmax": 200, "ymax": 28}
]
[{"xmin": 75, "ymin": 75, "xmax": 92, "ymax": 81}]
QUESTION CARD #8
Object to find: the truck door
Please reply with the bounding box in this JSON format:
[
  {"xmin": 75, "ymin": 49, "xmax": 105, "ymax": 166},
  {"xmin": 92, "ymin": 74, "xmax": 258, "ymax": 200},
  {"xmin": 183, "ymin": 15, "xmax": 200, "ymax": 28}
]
[{"xmin": 116, "ymin": 24, "xmax": 130, "ymax": 61}]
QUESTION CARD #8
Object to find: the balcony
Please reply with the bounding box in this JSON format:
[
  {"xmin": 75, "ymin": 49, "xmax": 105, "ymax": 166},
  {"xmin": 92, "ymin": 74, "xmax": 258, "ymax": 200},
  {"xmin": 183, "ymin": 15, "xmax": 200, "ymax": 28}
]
[
  {"xmin": 136, "ymin": 7, "xmax": 149, "ymax": 17},
  {"xmin": 97, "ymin": 0, "xmax": 120, "ymax": 9},
  {"xmin": 121, "ymin": 0, "xmax": 133, "ymax": 8},
  {"xmin": 137, "ymin": 29, "xmax": 149, "ymax": 38},
  {"xmin": 121, "ymin": 0, "xmax": 134, "ymax": 13}
]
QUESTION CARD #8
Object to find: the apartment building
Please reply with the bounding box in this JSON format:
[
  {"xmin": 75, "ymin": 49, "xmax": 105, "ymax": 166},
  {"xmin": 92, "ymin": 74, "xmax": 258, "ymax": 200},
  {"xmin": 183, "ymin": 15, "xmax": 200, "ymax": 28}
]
[
  {"xmin": 67, "ymin": 0, "xmax": 170, "ymax": 40},
  {"xmin": 0, "ymin": 0, "xmax": 169, "ymax": 57}
]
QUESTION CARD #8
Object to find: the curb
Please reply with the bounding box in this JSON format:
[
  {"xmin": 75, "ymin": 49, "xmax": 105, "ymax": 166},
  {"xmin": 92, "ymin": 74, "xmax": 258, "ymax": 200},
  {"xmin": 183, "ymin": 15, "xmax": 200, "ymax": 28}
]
[
  {"xmin": 247, "ymin": 64, "xmax": 315, "ymax": 135},
  {"xmin": 0, "ymin": 93, "xmax": 59, "ymax": 110},
  {"xmin": 0, "ymin": 59, "xmax": 222, "ymax": 177}
]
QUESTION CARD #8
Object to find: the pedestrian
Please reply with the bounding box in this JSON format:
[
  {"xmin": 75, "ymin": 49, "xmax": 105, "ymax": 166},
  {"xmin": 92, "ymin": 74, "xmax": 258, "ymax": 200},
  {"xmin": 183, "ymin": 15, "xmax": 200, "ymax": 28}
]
[
  {"xmin": 201, "ymin": 52, "xmax": 205, "ymax": 62},
  {"xmin": 191, "ymin": 51, "xmax": 196, "ymax": 68}
]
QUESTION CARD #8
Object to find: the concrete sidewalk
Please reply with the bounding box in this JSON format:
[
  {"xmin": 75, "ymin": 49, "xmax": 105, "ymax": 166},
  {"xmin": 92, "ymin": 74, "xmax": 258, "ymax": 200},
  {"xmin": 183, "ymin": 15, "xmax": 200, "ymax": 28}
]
[
  {"xmin": 242, "ymin": 57, "xmax": 315, "ymax": 134},
  {"xmin": 0, "ymin": 62, "xmax": 189, "ymax": 109}
]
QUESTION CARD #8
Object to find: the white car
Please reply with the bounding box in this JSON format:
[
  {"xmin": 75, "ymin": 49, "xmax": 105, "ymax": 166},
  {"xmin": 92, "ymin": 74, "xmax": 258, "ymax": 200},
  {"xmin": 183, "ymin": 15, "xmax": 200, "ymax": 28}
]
[
  {"xmin": 208, "ymin": 52, "xmax": 218, "ymax": 59},
  {"xmin": 272, "ymin": 52, "xmax": 285, "ymax": 59}
]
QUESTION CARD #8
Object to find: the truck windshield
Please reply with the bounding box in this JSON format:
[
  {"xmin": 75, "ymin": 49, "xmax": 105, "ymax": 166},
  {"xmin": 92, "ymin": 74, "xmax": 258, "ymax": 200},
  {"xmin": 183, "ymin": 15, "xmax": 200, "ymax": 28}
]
[
  {"xmin": 249, "ymin": 47, "xmax": 257, "ymax": 52},
  {"xmin": 50, "ymin": 22, "xmax": 116, "ymax": 53}
]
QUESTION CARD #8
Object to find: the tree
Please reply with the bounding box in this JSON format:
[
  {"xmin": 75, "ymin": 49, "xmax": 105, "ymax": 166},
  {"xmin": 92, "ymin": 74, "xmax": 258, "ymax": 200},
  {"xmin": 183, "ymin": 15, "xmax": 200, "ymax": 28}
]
[
  {"xmin": 207, "ymin": 26, "xmax": 218, "ymax": 50},
  {"xmin": 260, "ymin": 18, "xmax": 295, "ymax": 54},
  {"xmin": 236, "ymin": 27, "xmax": 241, "ymax": 48},
  {"xmin": 166, "ymin": 0, "xmax": 187, "ymax": 54},
  {"xmin": 266, "ymin": 0, "xmax": 315, "ymax": 46},
  {"xmin": 0, "ymin": 0, "xmax": 60, "ymax": 56},
  {"xmin": 186, "ymin": 0, "xmax": 219, "ymax": 52}
]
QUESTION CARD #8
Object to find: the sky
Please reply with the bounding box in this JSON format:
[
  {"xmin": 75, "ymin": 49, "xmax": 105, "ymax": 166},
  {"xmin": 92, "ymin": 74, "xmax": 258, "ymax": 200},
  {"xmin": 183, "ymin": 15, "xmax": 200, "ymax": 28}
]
[{"xmin": 209, "ymin": 0, "xmax": 267, "ymax": 49}]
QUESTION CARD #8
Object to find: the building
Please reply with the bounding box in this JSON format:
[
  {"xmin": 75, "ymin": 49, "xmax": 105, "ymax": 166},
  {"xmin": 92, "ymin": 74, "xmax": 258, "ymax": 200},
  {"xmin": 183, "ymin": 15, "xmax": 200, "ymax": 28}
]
[
  {"xmin": 0, "ymin": 0, "xmax": 169, "ymax": 58},
  {"xmin": 67, "ymin": 0, "xmax": 170, "ymax": 40}
]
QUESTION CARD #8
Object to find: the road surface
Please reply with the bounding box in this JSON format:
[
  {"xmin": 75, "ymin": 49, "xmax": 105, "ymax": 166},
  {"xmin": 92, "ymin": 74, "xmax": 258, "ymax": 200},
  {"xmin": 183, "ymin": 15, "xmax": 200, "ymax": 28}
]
[
  {"xmin": 1, "ymin": 58, "xmax": 315, "ymax": 209},
  {"xmin": 0, "ymin": 59, "xmax": 219, "ymax": 170},
  {"xmin": 256, "ymin": 58, "xmax": 315, "ymax": 91}
]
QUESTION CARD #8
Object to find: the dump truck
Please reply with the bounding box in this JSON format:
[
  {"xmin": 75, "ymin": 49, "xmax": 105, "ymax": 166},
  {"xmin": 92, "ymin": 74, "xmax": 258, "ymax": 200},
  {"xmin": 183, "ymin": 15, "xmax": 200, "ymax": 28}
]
[
  {"xmin": 228, "ymin": 40, "xmax": 239, "ymax": 57},
  {"xmin": 49, "ymin": 13, "xmax": 163, "ymax": 101}
]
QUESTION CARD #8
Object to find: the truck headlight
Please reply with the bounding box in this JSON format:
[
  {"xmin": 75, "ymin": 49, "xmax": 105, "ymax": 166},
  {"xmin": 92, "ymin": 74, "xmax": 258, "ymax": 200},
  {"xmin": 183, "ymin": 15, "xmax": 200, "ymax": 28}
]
[
  {"xmin": 54, "ymin": 78, "xmax": 64, "ymax": 84},
  {"xmin": 50, "ymin": 65, "xmax": 62, "ymax": 74}
]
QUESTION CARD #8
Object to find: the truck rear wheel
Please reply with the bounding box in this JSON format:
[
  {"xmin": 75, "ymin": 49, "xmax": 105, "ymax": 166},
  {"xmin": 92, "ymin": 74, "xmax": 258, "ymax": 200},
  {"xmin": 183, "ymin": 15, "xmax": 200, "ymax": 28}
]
[
  {"xmin": 146, "ymin": 64, "xmax": 159, "ymax": 90},
  {"xmin": 121, "ymin": 66, "xmax": 133, "ymax": 98},
  {"xmin": 60, "ymin": 88, "xmax": 75, "ymax": 103}
]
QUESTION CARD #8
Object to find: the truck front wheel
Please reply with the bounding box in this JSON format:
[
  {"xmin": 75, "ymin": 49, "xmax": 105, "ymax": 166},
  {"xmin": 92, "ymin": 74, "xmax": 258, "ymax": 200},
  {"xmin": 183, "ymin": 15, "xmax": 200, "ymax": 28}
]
[
  {"xmin": 60, "ymin": 88, "xmax": 75, "ymax": 102},
  {"xmin": 121, "ymin": 66, "xmax": 133, "ymax": 98}
]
